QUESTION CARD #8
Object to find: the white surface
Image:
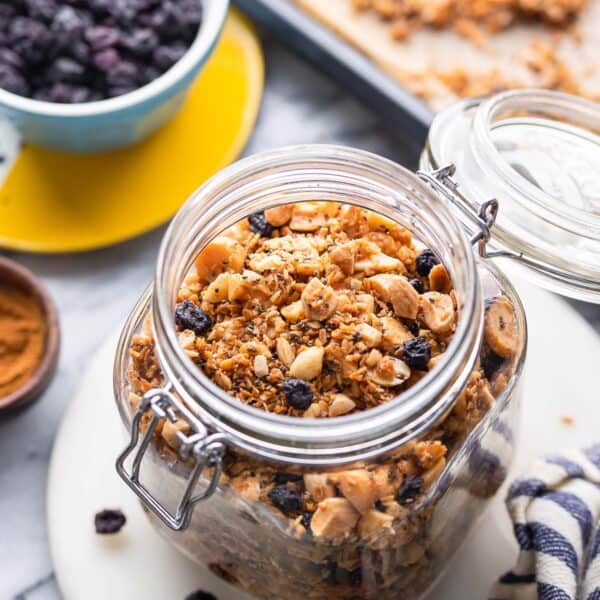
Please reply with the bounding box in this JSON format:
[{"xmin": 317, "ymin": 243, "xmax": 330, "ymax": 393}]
[{"xmin": 47, "ymin": 276, "xmax": 600, "ymax": 600}]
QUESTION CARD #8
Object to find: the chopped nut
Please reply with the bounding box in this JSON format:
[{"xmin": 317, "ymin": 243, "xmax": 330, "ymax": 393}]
[
  {"xmin": 310, "ymin": 498, "xmax": 360, "ymax": 542},
  {"xmin": 381, "ymin": 316, "xmax": 412, "ymax": 351},
  {"xmin": 265, "ymin": 205, "xmax": 293, "ymax": 227},
  {"xmin": 355, "ymin": 323, "xmax": 382, "ymax": 348},
  {"xmin": 370, "ymin": 357, "xmax": 411, "ymax": 387},
  {"xmin": 329, "ymin": 241, "xmax": 356, "ymax": 275},
  {"xmin": 276, "ymin": 337, "xmax": 295, "ymax": 368},
  {"xmin": 289, "ymin": 203, "xmax": 326, "ymax": 232},
  {"xmin": 195, "ymin": 236, "xmax": 246, "ymax": 282},
  {"xmin": 303, "ymin": 402, "xmax": 322, "ymax": 417},
  {"xmin": 231, "ymin": 475, "xmax": 261, "ymax": 502},
  {"xmin": 253, "ymin": 355, "xmax": 269, "ymax": 378},
  {"xmin": 366, "ymin": 274, "xmax": 419, "ymax": 318},
  {"xmin": 204, "ymin": 273, "xmax": 230, "ymax": 303},
  {"xmin": 358, "ymin": 509, "xmax": 394, "ymax": 537},
  {"xmin": 289, "ymin": 347, "xmax": 324, "ymax": 381},
  {"xmin": 301, "ymin": 278, "xmax": 338, "ymax": 321},
  {"xmin": 161, "ymin": 419, "xmax": 190, "ymax": 450},
  {"xmin": 328, "ymin": 393, "xmax": 356, "ymax": 417},
  {"xmin": 365, "ymin": 349, "xmax": 383, "ymax": 368},
  {"xmin": 428, "ymin": 264, "xmax": 452, "ymax": 293},
  {"xmin": 484, "ymin": 296, "xmax": 517, "ymax": 358},
  {"xmin": 304, "ymin": 473, "xmax": 336, "ymax": 501},
  {"xmin": 339, "ymin": 204, "xmax": 369, "ymax": 237},
  {"xmin": 330, "ymin": 469, "xmax": 377, "ymax": 514},
  {"xmin": 419, "ymin": 292, "xmax": 455, "ymax": 335},
  {"xmin": 281, "ymin": 301, "xmax": 305, "ymax": 323},
  {"xmin": 356, "ymin": 293, "xmax": 375, "ymax": 313}
]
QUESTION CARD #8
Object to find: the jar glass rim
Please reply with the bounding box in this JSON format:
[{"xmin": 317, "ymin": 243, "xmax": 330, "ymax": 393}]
[{"xmin": 152, "ymin": 145, "xmax": 484, "ymax": 465}]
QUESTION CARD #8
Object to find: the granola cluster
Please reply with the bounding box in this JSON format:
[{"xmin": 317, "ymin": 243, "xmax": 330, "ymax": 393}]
[
  {"xmin": 175, "ymin": 202, "xmax": 457, "ymax": 418},
  {"xmin": 351, "ymin": 0, "xmax": 587, "ymax": 42},
  {"xmin": 126, "ymin": 202, "xmax": 520, "ymax": 599}
]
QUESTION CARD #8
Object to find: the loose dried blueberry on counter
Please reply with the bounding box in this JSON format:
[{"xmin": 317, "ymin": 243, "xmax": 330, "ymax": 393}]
[
  {"xmin": 268, "ymin": 485, "xmax": 303, "ymax": 516},
  {"xmin": 248, "ymin": 212, "xmax": 274, "ymax": 237},
  {"xmin": 395, "ymin": 476, "xmax": 422, "ymax": 506},
  {"xmin": 94, "ymin": 508, "xmax": 126, "ymax": 534},
  {"xmin": 184, "ymin": 591, "xmax": 217, "ymax": 600},
  {"xmin": 415, "ymin": 249, "xmax": 440, "ymax": 277},
  {"xmin": 409, "ymin": 278, "xmax": 425, "ymax": 294},
  {"xmin": 175, "ymin": 300, "xmax": 212, "ymax": 336},
  {"xmin": 402, "ymin": 336, "xmax": 431, "ymax": 371},
  {"xmin": 282, "ymin": 378, "xmax": 313, "ymax": 410}
]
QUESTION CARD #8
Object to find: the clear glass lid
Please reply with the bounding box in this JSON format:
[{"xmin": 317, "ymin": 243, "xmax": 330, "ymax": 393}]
[{"xmin": 422, "ymin": 89, "xmax": 600, "ymax": 303}]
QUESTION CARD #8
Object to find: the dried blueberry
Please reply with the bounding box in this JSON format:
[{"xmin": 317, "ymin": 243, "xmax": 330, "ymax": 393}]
[
  {"xmin": 282, "ymin": 379, "xmax": 313, "ymax": 410},
  {"xmin": 301, "ymin": 511, "xmax": 313, "ymax": 531},
  {"xmin": 274, "ymin": 472, "xmax": 303, "ymax": 484},
  {"xmin": 395, "ymin": 476, "xmax": 422, "ymax": 506},
  {"xmin": 184, "ymin": 592, "xmax": 216, "ymax": 600},
  {"xmin": 0, "ymin": 48, "xmax": 25, "ymax": 71},
  {"xmin": 248, "ymin": 212, "xmax": 274, "ymax": 237},
  {"xmin": 95, "ymin": 508, "xmax": 126, "ymax": 534},
  {"xmin": 93, "ymin": 48, "xmax": 120, "ymax": 71},
  {"xmin": 481, "ymin": 350, "xmax": 504, "ymax": 380},
  {"xmin": 402, "ymin": 337, "xmax": 431, "ymax": 371},
  {"xmin": 48, "ymin": 58, "xmax": 85, "ymax": 83},
  {"xmin": 122, "ymin": 28, "xmax": 159, "ymax": 55},
  {"xmin": 175, "ymin": 300, "xmax": 212, "ymax": 336},
  {"xmin": 106, "ymin": 60, "xmax": 139, "ymax": 87},
  {"xmin": 85, "ymin": 26, "xmax": 120, "ymax": 51},
  {"xmin": 415, "ymin": 249, "xmax": 440, "ymax": 277},
  {"xmin": 409, "ymin": 278, "xmax": 425, "ymax": 294},
  {"xmin": 153, "ymin": 43, "xmax": 187, "ymax": 70},
  {"xmin": 0, "ymin": 65, "xmax": 29, "ymax": 96},
  {"xmin": 267, "ymin": 485, "xmax": 303, "ymax": 516}
]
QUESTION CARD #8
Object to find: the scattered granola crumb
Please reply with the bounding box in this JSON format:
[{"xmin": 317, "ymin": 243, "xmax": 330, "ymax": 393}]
[{"xmin": 560, "ymin": 416, "xmax": 575, "ymax": 426}]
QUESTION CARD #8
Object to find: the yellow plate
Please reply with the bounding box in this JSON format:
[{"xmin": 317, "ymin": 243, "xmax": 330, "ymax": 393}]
[{"xmin": 0, "ymin": 10, "xmax": 263, "ymax": 253}]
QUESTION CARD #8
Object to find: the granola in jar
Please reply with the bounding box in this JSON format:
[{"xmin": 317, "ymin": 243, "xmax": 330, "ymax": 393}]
[{"xmin": 126, "ymin": 201, "xmax": 520, "ymax": 599}]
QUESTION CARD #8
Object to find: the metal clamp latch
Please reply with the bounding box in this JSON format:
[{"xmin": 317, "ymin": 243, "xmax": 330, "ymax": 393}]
[
  {"xmin": 417, "ymin": 164, "xmax": 515, "ymax": 260},
  {"xmin": 116, "ymin": 386, "xmax": 226, "ymax": 531}
]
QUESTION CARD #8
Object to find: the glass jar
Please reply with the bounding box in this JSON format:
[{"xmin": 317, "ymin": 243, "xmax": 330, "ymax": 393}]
[{"xmin": 114, "ymin": 89, "xmax": 599, "ymax": 600}]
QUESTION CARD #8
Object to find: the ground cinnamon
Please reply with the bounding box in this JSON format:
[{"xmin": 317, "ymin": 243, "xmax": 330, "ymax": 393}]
[{"xmin": 0, "ymin": 284, "xmax": 46, "ymax": 398}]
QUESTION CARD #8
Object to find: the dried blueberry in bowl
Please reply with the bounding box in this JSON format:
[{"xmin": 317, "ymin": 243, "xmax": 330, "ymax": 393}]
[{"xmin": 0, "ymin": 0, "xmax": 203, "ymax": 103}]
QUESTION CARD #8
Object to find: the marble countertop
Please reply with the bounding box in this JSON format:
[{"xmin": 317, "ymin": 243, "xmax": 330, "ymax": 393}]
[{"xmin": 1, "ymin": 35, "xmax": 599, "ymax": 600}]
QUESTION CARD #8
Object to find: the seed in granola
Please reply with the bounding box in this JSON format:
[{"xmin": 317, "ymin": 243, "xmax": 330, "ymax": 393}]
[
  {"xmin": 267, "ymin": 484, "xmax": 303, "ymax": 515},
  {"xmin": 282, "ymin": 378, "xmax": 314, "ymax": 410},
  {"xmin": 94, "ymin": 508, "xmax": 126, "ymax": 534},
  {"xmin": 402, "ymin": 337, "xmax": 431, "ymax": 371},
  {"xmin": 175, "ymin": 300, "xmax": 212, "ymax": 336},
  {"xmin": 248, "ymin": 212, "xmax": 274, "ymax": 237},
  {"xmin": 395, "ymin": 476, "xmax": 422, "ymax": 506},
  {"xmin": 409, "ymin": 278, "xmax": 425, "ymax": 294},
  {"xmin": 481, "ymin": 350, "xmax": 505, "ymax": 380},
  {"xmin": 415, "ymin": 249, "xmax": 439, "ymax": 276}
]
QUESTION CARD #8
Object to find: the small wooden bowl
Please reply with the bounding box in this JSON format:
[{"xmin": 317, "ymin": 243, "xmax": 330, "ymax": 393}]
[{"xmin": 0, "ymin": 257, "xmax": 60, "ymax": 412}]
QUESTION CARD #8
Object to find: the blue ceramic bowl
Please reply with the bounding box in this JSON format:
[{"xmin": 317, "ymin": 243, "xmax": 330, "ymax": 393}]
[{"xmin": 0, "ymin": 0, "xmax": 229, "ymax": 153}]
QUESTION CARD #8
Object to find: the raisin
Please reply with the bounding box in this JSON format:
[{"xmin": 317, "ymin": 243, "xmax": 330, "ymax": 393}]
[
  {"xmin": 267, "ymin": 485, "xmax": 303, "ymax": 516},
  {"xmin": 395, "ymin": 476, "xmax": 422, "ymax": 506},
  {"xmin": 248, "ymin": 212, "xmax": 274, "ymax": 237},
  {"xmin": 184, "ymin": 592, "xmax": 217, "ymax": 600},
  {"xmin": 481, "ymin": 350, "xmax": 504, "ymax": 380},
  {"xmin": 274, "ymin": 472, "xmax": 303, "ymax": 484},
  {"xmin": 402, "ymin": 337, "xmax": 431, "ymax": 371},
  {"xmin": 415, "ymin": 249, "xmax": 440, "ymax": 276},
  {"xmin": 301, "ymin": 511, "xmax": 313, "ymax": 531},
  {"xmin": 175, "ymin": 300, "xmax": 212, "ymax": 336},
  {"xmin": 409, "ymin": 278, "xmax": 425, "ymax": 294},
  {"xmin": 282, "ymin": 378, "xmax": 313, "ymax": 410},
  {"xmin": 94, "ymin": 508, "xmax": 126, "ymax": 534}
]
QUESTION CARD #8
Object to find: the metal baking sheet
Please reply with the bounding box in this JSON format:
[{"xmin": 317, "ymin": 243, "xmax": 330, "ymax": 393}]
[{"xmin": 233, "ymin": 0, "xmax": 433, "ymax": 154}]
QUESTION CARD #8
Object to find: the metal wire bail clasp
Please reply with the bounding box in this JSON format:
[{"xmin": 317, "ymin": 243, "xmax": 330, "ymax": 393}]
[
  {"xmin": 116, "ymin": 385, "xmax": 226, "ymax": 531},
  {"xmin": 417, "ymin": 164, "xmax": 502, "ymax": 259}
]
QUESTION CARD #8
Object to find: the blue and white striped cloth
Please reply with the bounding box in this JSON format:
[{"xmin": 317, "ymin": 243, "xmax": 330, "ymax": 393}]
[{"xmin": 490, "ymin": 445, "xmax": 600, "ymax": 600}]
